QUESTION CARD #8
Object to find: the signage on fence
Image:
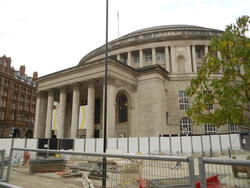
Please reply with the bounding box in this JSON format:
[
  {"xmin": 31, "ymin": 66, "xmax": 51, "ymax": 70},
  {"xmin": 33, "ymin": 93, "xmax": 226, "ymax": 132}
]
[
  {"xmin": 52, "ymin": 109, "xmax": 58, "ymax": 130},
  {"xmin": 78, "ymin": 105, "xmax": 88, "ymax": 129}
]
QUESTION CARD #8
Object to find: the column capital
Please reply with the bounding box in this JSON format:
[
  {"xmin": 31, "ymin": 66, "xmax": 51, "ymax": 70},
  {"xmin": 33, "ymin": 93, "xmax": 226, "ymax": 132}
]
[
  {"xmin": 35, "ymin": 91, "xmax": 46, "ymax": 98},
  {"xmin": 71, "ymin": 82, "xmax": 80, "ymax": 90},
  {"xmin": 87, "ymin": 80, "xmax": 96, "ymax": 88}
]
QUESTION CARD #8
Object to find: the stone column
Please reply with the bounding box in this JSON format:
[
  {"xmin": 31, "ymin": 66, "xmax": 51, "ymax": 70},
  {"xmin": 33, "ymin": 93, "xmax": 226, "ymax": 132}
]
[
  {"xmin": 34, "ymin": 94, "xmax": 41, "ymax": 138},
  {"xmin": 165, "ymin": 46, "xmax": 170, "ymax": 72},
  {"xmin": 102, "ymin": 83, "xmax": 116, "ymax": 138},
  {"xmin": 117, "ymin": 54, "xmax": 121, "ymax": 61},
  {"xmin": 152, "ymin": 48, "xmax": 156, "ymax": 65},
  {"xmin": 170, "ymin": 46, "xmax": 177, "ymax": 73},
  {"xmin": 57, "ymin": 87, "xmax": 66, "ymax": 139},
  {"xmin": 139, "ymin": 49, "xmax": 143, "ymax": 68},
  {"xmin": 86, "ymin": 82, "xmax": 95, "ymax": 138},
  {"xmin": 127, "ymin": 51, "xmax": 131, "ymax": 67},
  {"xmin": 34, "ymin": 92, "xmax": 46, "ymax": 138},
  {"xmin": 186, "ymin": 45, "xmax": 192, "ymax": 73},
  {"xmin": 70, "ymin": 84, "xmax": 80, "ymax": 138},
  {"xmin": 192, "ymin": 45, "xmax": 197, "ymax": 73},
  {"xmin": 205, "ymin": 45, "xmax": 209, "ymax": 55},
  {"xmin": 45, "ymin": 90, "xmax": 54, "ymax": 138}
]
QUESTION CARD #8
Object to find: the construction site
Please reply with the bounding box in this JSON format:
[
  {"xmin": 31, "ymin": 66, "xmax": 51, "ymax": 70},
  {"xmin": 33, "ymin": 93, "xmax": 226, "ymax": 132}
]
[{"xmin": 1, "ymin": 143, "xmax": 250, "ymax": 188}]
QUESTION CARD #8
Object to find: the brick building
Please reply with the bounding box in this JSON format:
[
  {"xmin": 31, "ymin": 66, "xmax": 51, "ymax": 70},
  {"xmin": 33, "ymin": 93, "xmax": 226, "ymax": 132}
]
[{"xmin": 0, "ymin": 55, "xmax": 37, "ymax": 138}]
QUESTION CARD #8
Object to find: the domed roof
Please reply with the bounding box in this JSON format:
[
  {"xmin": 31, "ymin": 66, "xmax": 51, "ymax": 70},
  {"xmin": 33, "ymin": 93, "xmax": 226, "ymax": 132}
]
[
  {"xmin": 79, "ymin": 25, "xmax": 222, "ymax": 65},
  {"xmin": 122, "ymin": 25, "xmax": 221, "ymax": 37}
]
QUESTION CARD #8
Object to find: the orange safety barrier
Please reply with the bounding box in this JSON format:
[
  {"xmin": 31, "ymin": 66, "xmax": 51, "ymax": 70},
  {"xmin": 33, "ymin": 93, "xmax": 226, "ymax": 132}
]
[{"xmin": 196, "ymin": 174, "xmax": 221, "ymax": 188}]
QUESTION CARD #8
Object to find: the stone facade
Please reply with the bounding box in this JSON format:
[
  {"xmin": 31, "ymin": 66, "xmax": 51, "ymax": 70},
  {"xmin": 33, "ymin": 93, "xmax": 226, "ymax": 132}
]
[{"xmin": 34, "ymin": 25, "xmax": 239, "ymax": 139}]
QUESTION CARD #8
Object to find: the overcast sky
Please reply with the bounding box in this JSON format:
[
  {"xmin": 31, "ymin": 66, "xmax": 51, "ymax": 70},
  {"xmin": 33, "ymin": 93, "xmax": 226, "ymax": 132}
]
[{"xmin": 0, "ymin": 0, "xmax": 249, "ymax": 77}]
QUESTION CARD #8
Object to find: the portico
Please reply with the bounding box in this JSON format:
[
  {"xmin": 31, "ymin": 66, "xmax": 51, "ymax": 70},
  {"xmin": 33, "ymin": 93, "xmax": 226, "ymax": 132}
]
[{"xmin": 34, "ymin": 59, "xmax": 141, "ymax": 138}]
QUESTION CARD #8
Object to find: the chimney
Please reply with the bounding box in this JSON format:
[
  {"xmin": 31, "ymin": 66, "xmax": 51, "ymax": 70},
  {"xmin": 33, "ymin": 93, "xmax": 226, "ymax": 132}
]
[
  {"xmin": 33, "ymin": 72, "xmax": 38, "ymax": 80},
  {"xmin": 19, "ymin": 65, "xmax": 25, "ymax": 76}
]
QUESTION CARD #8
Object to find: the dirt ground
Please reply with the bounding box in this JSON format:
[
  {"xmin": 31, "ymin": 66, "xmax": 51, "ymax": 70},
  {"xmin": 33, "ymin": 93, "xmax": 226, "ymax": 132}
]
[
  {"xmin": 9, "ymin": 167, "xmax": 82, "ymax": 188},
  {"xmin": 4, "ymin": 150, "xmax": 250, "ymax": 188}
]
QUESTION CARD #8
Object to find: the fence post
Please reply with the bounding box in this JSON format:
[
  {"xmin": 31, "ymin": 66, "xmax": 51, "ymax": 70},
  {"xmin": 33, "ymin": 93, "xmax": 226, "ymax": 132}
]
[
  {"xmin": 201, "ymin": 135, "xmax": 204, "ymax": 155},
  {"xmin": 159, "ymin": 136, "xmax": 161, "ymax": 153},
  {"xmin": 188, "ymin": 157, "xmax": 195, "ymax": 188},
  {"xmin": 6, "ymin": 148, "xmax": 13, "ymax": 183},
  {"xmin": 191, "ymin": 135, "xmax": 193, "ymax": 154},
  {"xmin": 219, "ymin": 134, "xmax": 222, "ymax": 152},
  {"xmin": 198, "ymin": 157, "xmax": 207, "ymax": 188},
  {"xmin": 148, "ymin": 137, "xmax": 150, "ymax": 154},
  {"xmin": 138, "ymin": 137, "xmax": 140, "ymax": 153},
  {"xmin": 180, "ymin": 135, "xmax": 183, "ymax": 153},
  {"xmin": 229, "ymin": 134, "xmax": 232, "ymax": 151},
  {"xmin": 94, "ymin": 139, "xmax": 97, "ymax": 153},
  {"xmin": 84, "ymin": 139, "xmax": 86, "ymax": 152},
  {"xmin": 169, "ymin": 135, "xmax": 172, "ymax": 154},
  {"xmin": 209, "ymin": 135, "xmax": 212, "ymax": 157},
  {"xmin": 0, "ymin": 150, "xmax": 5, "ymax": 180},
  {"xmin": 127, "ymin": 137, "xmax": 129, "ymax": 153}
]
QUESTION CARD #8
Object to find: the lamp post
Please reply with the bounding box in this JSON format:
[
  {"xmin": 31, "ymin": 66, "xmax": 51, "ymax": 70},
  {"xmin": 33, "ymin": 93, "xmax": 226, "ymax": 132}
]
[{"xmin": 102, "ymin": 0, "xmax": 109, "ymax": 187}]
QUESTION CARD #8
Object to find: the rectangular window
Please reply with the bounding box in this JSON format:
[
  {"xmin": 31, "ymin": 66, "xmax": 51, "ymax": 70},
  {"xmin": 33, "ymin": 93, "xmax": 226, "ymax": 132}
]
[
  {"xmin": 204, "ymin": 123, "xmax": 216, "ymax": 134},
  {"xmin": 156, "ymin": 51, "xmax": 165, "ymax": 62},
  {"xmin": 132, "ymin": 52, "xmax": 139, "ymax": 64},
  {"xmin": 0, "ymin": 111, "xmax": 5, "ymax": 120},
  {"xmin": 144, "ymin": 50, "xmax": 152, "ymax": 62},
  {"xmin": 179, "ymin": 91, "xmax": 189, "ymax": 110},
  {"xmin": 228, "ymin": 124, "xmax": 238, "ymax": 133}
]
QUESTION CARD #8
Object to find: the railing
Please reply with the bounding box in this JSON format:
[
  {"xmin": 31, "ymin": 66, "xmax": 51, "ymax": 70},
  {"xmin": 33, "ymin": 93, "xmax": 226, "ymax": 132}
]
[
  {"xmin": 199, "ymin": 157, "xmax": 250, "ymax": 188},
  {"xmin": 7, "ymin": 147, "xmax": 196, "ymax": 187},
  {"xmin": 4, "ymin": 147, "xmax": 250, "ymax": 188}
]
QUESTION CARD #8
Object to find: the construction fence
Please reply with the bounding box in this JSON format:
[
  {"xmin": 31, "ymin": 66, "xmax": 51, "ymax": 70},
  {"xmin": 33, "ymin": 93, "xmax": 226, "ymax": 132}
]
[
  {"xmin": 1, "ymin": 147, "xmax": 250, "ymax": 188},
  {"xmin": 0, "ymin": 133, "xmax": 242, "ymax": 158}
]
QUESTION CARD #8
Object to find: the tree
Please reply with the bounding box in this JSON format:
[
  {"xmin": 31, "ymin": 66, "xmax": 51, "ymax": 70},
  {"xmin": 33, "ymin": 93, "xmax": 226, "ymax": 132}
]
[{"xmin": 186, "ymin": 15, "xmax": 250, "ymax": 128}]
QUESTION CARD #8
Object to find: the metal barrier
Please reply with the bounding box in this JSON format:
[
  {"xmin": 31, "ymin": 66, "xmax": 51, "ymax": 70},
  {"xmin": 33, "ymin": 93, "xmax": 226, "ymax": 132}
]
[
  {"xmin": 7, "ymin": 147, "xmax": 196, "ymax": 187},
  {"xmin": 199, "ymin": 157, "xmax": 250, "ymax": 188},
  {"xmin": 0, "ymin": 181, "xmax": 23, "ymax": 188},
  {"xmin": 0, "ymin": 149, "xmax": 5, "ymax": 181}
]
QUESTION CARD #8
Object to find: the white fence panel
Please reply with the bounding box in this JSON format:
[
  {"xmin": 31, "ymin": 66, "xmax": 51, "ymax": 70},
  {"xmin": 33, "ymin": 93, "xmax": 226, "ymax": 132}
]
[
  {"xmin": 118, "ymin": 138, "xmax": 127, "ymax": 153},
  {"xmin": 192, "ymin": 136, "xmax": 202, "ymax": 153},
  {"xmin": 85, "ymin": 139, "xmax": 95, "ymax": 153},
  {"xmin": 13, "ymin": 139, "xmax": 25, "ymax": 155},
  {"xmin": 160, "ymin": 137, "xmax": 170, "ymax": 153},
  {"xmin": 211, "ymin": 135, "xmax": 221, "ymax": 152},
  {"xmin": 181, "ymin": 136, "xmax": 192, "ymax": 153},
  {"xmin": 171, "ymin": 136, "xmax": 181, "ymax": 154},
  {"xmin": 96, "ymin": 138, "xmax": 103, "ymax": 153},
  {"xmin": 139, "ymin": 137, "xmax": 149, "ymax": 154},
  {"xmin": 0, "ymin": 138, "xmax": 12, "ymax": 156},
  {"xmin": 230, "ymin": 134, "xmax": 241, "ymax": 150},
  {"xmin": 107, "ymin": 138, "xmax": 117, "ymax": 151},
  {"xmin": 221, "ymin": 134, "xmax": 230, "ymax": 150},
  {"xmin": 27, "ymin": 139, "xmax": 38, "ymax": 158},
  {"xmin": 202, "ymin": 136, "xmax": 211, "ymax": 152},
  {"xmin": 129, "ymin": 137, "xmax": 138, "ymax": 153},
  {"xmin": 74, "ymin": 139, "xmax": 85, "ymax": 152},
  {"xmin": 150, "ymin": 137, "xmax": 159, "ymax": 154}
]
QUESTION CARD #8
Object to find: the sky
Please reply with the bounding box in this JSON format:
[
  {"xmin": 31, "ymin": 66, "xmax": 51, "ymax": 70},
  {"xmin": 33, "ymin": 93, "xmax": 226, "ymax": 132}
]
[{"xmin": 0, "ymin": 0, "xmax": 249, "ymax": 77}]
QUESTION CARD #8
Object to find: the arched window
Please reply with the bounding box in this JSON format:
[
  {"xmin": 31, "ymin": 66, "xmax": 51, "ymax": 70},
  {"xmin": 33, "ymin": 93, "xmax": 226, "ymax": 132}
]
[
  {"xmin": 12, "ymin": 128, "xmax": 20, "ymax": 138},
  {"xmin": 116, "ymin": 94, "xmax": 128, "ymax": 123},
  {"xmin": 0, "ymin": 127, "xmax": 4, "ymax": 137},
  {"xmin": 25, "ymin": 129, "xmax": 33, "ymax": 138},
  {"xmin": 180, "ymin": 117, "xmax": 192, "ymax": 135}
]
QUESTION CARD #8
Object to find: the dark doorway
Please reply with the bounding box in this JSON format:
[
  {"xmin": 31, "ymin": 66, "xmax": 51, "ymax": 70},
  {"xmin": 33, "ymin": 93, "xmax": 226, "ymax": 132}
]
[{"xmin": 94, "ymin": 129, "xmax": 100, "ymax": 138}]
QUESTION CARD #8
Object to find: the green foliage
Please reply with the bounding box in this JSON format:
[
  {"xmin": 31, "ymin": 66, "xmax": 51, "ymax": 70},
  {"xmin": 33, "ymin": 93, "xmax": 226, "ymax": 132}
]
[{"xmin": 186, "ymin": 15, "xmax": 250, "ymax": 127}]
